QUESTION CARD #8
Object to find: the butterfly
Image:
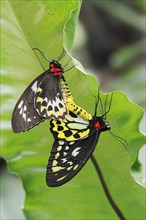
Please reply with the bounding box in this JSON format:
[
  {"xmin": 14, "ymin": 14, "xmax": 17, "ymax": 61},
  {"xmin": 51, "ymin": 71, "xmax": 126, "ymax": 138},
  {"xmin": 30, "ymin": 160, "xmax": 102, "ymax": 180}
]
[
  {"xmin": 46, "ymin": 94, "xmax": 112, "ymax": 187},
  {"xmin": 12, "ymin": 49, "xmax": 69, "ymax": 133}
]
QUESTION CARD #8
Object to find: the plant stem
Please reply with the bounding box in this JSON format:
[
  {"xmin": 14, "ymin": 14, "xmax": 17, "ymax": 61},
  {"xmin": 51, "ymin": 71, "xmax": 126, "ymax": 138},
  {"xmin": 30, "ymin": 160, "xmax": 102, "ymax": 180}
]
[{"xmin": 90, "ymin": 155, "xmax": 126, "ymax": 220}]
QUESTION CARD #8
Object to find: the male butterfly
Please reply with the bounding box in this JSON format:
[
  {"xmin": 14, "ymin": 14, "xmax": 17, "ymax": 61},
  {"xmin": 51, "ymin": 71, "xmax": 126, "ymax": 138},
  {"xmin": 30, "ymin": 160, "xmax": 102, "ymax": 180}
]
[
  {"xmin": 46, "ymin": 94, "xmax": 112, "ymax": 187},
  {"xmin": 12, "ymin": 49, "xmax": 91, "ymax": 133}
]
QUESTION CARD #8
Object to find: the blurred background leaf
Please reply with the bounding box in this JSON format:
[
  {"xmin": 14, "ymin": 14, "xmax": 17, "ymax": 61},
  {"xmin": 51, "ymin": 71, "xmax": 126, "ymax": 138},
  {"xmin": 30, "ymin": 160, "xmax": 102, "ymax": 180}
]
[{"xmin": 1, "ymin": 0, "xmax": 145, "ymax": 220}]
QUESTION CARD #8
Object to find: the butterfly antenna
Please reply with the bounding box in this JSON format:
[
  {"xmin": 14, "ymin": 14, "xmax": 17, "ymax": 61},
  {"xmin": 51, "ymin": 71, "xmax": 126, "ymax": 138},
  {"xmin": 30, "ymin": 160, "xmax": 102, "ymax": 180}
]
[
  {"xmin": 63, "ymin": 57, "xmax": 71, "ymax": 69},
  {"xmin": 95, "ymin": 87, "xmax": 105, "ymax": 116},
  {"xmin": 64, "ymin": 64, "xmax": 77, "ymax": 73},
  {"xmin": 103, "ymin": 94, "xmax": 108, "ymax": 118},
  {"xmin": 32, "ymin": 48, "xmax": 50, "ymax": 62},
  {"xmin": 94, "ymin": 98, "xmax": 98, "ymax": 116},
  {"xmin": 108, "ymin": 92, "xmax": 113, "ymax": 113},
  {"xmin": 94, "ymin": 87, "xmax": 100, "ymax": 116},
  {"xmin": 109, "ymin": 131, "xmax": 128, "ymax": 150},
  {"xmin": 102, "ymin": 92, "xmax": 113, "ymax": 118},
  {"xmin": 57, "ymin": 48, "xmax": 66, "ymax": 62},
  {"xmin": 99, "ymin": 95, "xmax": 104, "ymax": 116}
]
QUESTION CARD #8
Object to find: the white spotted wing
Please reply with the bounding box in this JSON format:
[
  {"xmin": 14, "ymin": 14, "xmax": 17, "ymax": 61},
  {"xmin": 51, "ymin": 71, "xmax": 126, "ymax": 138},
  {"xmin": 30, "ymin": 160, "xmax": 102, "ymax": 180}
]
[
  {"xmin": 46, "ymin": 131, "xmax": 99, "ymax": 187},
  {"xmin": 12, "ymin": 71, "xmax": 67, "ymax": 133}
]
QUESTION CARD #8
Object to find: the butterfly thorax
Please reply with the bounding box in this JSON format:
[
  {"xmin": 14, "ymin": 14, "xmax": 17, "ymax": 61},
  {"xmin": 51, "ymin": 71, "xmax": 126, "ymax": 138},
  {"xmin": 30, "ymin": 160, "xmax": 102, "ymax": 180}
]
[
  {"xmin": 49, "ymin": 60, "xmax": 64, "ymax": 76},
  {"xmin": 91, "ymin": 116, "xmax": 111, "ymax": 132}
]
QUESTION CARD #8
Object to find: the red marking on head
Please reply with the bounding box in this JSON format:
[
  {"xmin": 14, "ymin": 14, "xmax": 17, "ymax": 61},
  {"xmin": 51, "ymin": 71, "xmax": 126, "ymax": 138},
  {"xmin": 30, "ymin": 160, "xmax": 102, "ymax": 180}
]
[
  {"xmin": 50, "ymin": 63, "xmax": 63, "ymax": 76},
  {"xmin": 95, "ymin": 121, "xmax": 104, "ymax": 129}
]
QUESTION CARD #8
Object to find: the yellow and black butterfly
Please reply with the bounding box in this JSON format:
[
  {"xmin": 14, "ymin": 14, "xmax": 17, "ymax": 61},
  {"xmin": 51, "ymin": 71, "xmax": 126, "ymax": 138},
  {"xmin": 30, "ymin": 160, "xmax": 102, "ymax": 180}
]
[
  {"xmin": 46, "ymin": 94, "xmax": 112, "ymax": 187},
  {"xmin": 12, "ymin": 49, "xmax": 91, "ymax": 133}
]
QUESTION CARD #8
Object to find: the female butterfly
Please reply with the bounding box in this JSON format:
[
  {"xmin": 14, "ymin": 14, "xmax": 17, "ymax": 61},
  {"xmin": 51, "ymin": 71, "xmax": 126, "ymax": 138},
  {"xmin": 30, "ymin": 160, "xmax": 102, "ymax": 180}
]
[{"xmin": 46, "ymin": 93, "xmax": 113, "ymax": 187}]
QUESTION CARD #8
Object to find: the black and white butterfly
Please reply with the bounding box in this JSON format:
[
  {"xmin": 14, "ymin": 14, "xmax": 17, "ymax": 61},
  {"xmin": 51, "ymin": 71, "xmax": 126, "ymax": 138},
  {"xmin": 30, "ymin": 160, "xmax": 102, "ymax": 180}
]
[
  {"xmin": 12, "ymin": 49, "xmax": 69, "ymax": 133},
  {"xmin": 46, "ymin": 94, "xmax": 113, "ymax": 187}
]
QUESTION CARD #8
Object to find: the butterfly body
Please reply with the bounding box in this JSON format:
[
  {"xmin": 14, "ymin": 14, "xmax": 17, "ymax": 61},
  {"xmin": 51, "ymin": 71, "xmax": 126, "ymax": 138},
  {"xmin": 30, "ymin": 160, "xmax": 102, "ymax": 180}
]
[
  {"xmin": 59, "ymin": 78, "xmax": 92, "ymax": 121},
  {"xmin": 47, "ymin": 110, "xmax": 111, "ymax": 187}
]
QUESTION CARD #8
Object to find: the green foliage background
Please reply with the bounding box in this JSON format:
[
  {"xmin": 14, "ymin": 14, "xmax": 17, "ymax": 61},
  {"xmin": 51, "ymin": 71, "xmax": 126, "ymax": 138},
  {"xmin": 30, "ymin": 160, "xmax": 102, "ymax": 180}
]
[{"xmin": 1, "ymin": 1, "xmax": 145, "ymax": 219}]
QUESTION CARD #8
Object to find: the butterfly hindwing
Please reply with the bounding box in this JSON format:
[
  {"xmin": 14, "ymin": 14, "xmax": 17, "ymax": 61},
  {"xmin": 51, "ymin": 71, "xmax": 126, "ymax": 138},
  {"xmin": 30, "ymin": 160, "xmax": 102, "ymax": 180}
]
[
  {"xmin": 50, "ymin": 110, "xmax": 91, "ymax": 141},
  {"xmin": 46, "ymin": 131, "xmax": 100, "ymax": 187},
  {"xmin": 35, "ymin": 75, "xmax": 67, "ymax": 120}
]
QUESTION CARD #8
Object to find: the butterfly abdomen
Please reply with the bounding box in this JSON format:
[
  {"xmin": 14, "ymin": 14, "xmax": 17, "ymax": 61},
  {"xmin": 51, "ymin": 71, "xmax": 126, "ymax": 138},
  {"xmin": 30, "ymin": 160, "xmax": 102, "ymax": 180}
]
[
  {"xmin": 66, "ymin": 101, "xmax": 92, "ymax": 121},
  {"xmin": 59, "ymin": 77, "xmax": 92, "ymax": 121}
]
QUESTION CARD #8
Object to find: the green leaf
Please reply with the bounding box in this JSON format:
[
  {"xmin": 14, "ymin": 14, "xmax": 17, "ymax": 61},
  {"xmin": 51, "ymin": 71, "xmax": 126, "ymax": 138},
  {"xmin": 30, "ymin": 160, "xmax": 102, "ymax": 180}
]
[{"xmin": 1, "ymin": 1, "xmax": 145, "ymax": 220}]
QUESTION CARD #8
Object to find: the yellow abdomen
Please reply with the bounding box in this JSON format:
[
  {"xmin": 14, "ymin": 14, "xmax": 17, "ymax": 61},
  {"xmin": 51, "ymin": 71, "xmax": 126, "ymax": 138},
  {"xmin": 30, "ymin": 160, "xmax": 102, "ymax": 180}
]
[{"xmin": 59, "ymin": 77, "xmax": 92, "ymax": 121}]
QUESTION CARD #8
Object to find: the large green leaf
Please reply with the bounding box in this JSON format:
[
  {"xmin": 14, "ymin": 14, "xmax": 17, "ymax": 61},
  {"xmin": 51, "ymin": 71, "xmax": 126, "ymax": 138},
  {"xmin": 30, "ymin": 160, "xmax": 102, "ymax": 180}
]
[{"xmin": 1, "ymin": 1, "xmax": 145, "ymax": 220}]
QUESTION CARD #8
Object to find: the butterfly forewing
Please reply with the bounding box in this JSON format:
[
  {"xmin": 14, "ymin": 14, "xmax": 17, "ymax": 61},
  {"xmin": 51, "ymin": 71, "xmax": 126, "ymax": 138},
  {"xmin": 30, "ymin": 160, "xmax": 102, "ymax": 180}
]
[
  {"xmin": 12, "ymin": 71, "xmax": 47, "ymax": 133},
  {"xmin": 46, "ymin": 131, "xmax": 99, "ymax": 187},
  {"xmin": 12, "ymin": 71, "xmax": 67, "ymax": 133}
]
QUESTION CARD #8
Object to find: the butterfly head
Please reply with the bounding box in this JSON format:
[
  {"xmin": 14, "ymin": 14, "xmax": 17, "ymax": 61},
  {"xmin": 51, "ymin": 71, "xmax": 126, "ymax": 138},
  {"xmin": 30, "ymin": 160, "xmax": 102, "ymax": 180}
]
[
  {"xmin": 92, "ymin": 92, "xmax": 113, "ymax": 132},
  {"xmin": 92, "ymin": 116, "xmax": 111, "ymax": 132},
  {"xmin": 49, "ymin": 60, "xmax": 64, "ymax": 76}
]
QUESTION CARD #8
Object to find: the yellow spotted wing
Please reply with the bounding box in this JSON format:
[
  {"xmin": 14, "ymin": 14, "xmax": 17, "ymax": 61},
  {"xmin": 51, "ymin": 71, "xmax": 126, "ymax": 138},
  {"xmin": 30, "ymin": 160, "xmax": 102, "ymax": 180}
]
[{"xmin": 50, "ymin": 110, "xmax": 91, "ymax": 141}]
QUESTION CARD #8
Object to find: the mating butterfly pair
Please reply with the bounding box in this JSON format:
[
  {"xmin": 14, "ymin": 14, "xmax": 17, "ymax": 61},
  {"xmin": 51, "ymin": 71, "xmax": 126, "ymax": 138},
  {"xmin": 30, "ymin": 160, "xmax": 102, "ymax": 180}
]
[
  {"xmin": 12, "ymin": 49, "xmax": 112, "ymax": 187},
  {"xmin": 12, "ymin": 49, "xmax": 91, "ymax": 133}
]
